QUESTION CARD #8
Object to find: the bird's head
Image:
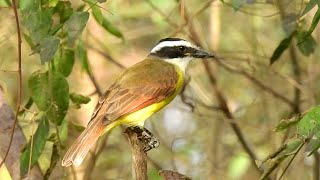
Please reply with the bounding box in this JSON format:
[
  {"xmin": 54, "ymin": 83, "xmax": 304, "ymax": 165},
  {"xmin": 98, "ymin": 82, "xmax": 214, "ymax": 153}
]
[{"xmin": 148, "ymin": 38, "xmax": 216, "ymax": 71}]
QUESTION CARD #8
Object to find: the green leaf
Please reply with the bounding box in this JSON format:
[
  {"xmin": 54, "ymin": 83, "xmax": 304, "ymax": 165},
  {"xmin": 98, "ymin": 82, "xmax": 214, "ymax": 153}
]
[
  {"xmin": 65, "ymin": 12, "xmax": 89, "ymax": 46},
  {"xmin": 275, "ymin": 114, "xmax": 302, "ymax": 132},
  {"xmin": 297, "ymin": 106, "xmax": 320, "ymax": 139},
  {"xmin": 300, "ymin": 0, "xmax": 319, "ymax": 17},
  {"xmin": 39, "ymin": 36, "xmax": 60, "ymax": 63},
  {"xmin": 270, "ymin": 32, "xmax": 295, "ymax": 65},
  {"xmin": 55, "ymin": 49, "xmax": 75, "ymax": 77},
  {"xmin": 58, "ymin": 119, "xmax": 68, "ymax": 142},
  {"xmin": 46, "ymin": 72, "xmax": 69, "ymax": 125},
  {"xmin": 90, "ymin": 1, "xmax": 124, "ymax": 39},
  {"xmin": 296, "ymin": 31, "xmax": 317, "ymax": 56},
  {"xmin": 70, "ymin": 93, "xmax": 91, "ymax": 105},
  {"xmin": 28, "ymin": 71, "xmax": 69, "ymax": 125},
  {"xmin": 53, "ymin": 1, "xmax": 73, "ymax": 23},
  {"xmin": 22, "ymin": 9, "xmax": 53, "ymax": 44},
  {"xmin": 77, "ymin": 42, "xmax": 93, "ymax": 75},
  {"xmin": 29, "ymin": 71, "xmax": 51, "ymax": 111},
  {"xmin": 20, "ymin": 115, "xmax": 49, "ymax": 177},
  {"xmin": 43, "ymin": 143, "xmax": 59, "ymax": 179}
]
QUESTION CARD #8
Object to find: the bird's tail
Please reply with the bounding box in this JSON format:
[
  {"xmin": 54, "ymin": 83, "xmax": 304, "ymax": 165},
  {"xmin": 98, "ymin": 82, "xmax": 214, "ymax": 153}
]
[{"xmin": 62, "ymin": 117, "xmax": 116, "ymax": 167}]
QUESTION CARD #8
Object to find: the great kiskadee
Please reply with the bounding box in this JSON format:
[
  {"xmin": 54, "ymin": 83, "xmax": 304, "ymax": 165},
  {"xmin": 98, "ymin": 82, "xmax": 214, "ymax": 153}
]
[{"xmin": 62, "ymin": 37, "xmax": 215, "ymax": 167}]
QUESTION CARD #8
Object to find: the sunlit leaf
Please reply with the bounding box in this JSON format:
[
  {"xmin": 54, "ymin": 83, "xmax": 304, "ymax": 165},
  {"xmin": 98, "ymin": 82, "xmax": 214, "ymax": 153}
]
[
  {"xmin": 29, "ymin": 71, "xmax": 69, "ymax": 125},
  {"xmin": 20, "ymin": 115, "xmax": 49, "ymax": 177},
  {"xmin": 297, "ymin": 106, "xmax": 320, "ymax": 139},
  {"xmin": 270, "ymin": 32, "xmax": 295, "ymax": 65},
  {"xmin": 65, "ymin": 12, "xmax": 89, "ymax": 46},
  {"xmin": 55, "ymin": 49, "xmax": 75, "ymax": 77},
  {"xmin": 39, "ymin": 36, "xmax": 60, "ymax": 63}
]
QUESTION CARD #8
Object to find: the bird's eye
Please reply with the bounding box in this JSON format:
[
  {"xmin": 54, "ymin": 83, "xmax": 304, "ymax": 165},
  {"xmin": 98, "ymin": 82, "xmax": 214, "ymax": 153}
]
[{"xmin": 178, "ymin": 46, "xmax": 186, "ymax": 52}]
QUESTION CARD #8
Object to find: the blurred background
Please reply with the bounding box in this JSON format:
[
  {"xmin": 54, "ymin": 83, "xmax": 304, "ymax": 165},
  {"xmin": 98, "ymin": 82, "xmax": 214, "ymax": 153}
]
[{"xmin": 1, "ymin": 0, "xmax": 320, "ymax": 179}]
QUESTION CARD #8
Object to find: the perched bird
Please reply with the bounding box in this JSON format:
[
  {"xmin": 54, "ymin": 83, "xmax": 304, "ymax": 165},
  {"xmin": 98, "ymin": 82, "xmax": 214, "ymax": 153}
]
[{"xmin": 62, "ymin": 37, "xmax": 215, "ymax": 167}]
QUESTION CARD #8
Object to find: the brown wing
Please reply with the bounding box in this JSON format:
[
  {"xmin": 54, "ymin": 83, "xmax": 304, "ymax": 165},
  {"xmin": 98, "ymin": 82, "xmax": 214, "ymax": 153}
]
[{"xmin": 90, "ymin": 59, "xmax": 179, "ymax": 125}]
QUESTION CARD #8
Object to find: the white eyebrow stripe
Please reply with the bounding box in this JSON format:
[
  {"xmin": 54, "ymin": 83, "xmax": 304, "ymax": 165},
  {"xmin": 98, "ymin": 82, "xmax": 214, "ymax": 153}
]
[{"xmin": 150, "ymin": 40, "xmax": 198, "ymax": 53}]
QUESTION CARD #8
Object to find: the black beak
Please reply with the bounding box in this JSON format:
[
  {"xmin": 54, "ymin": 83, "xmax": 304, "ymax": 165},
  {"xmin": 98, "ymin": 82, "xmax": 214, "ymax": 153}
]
[{"xmin": 193, "ymin": 49, "xmax": 217, "ymax": 59}]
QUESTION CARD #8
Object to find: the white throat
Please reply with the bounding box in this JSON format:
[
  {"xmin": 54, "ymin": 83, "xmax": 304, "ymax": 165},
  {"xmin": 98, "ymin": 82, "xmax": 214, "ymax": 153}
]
[{"xmin": 164, "ymin": 57, "xmax": 193, "ymax": 73}]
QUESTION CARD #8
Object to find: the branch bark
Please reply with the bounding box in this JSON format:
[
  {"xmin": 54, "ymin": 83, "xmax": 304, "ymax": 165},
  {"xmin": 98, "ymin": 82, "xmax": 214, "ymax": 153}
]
[{"xmin": 125, "ymin": 128, "xmax": 148, "ymax": 180}]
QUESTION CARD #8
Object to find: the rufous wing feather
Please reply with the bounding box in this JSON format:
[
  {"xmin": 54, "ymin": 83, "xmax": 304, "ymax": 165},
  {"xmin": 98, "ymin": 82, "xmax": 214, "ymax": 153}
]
[{"xmin": 62, "ymin": 115, "xmax": 105, "ymax": 167}]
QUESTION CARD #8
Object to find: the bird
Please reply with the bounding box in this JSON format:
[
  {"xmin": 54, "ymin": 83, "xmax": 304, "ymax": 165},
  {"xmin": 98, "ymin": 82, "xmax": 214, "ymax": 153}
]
[{"xmin": 62, "ymin": 37, "xmax": 215, "ymax": 167}]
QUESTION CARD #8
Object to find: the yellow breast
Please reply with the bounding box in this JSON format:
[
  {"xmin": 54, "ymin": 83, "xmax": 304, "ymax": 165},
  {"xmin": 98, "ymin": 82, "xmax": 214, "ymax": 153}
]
[{"xmin": 118, "ymin": 65, "xmax": 184, "ymax": 127}]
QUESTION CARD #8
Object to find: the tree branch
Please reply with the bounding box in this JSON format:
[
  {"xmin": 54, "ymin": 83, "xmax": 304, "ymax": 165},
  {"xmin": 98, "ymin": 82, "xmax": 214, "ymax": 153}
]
[{"xmin": 125, "ymin": 128, "xmax": 148, "ymax": 180}]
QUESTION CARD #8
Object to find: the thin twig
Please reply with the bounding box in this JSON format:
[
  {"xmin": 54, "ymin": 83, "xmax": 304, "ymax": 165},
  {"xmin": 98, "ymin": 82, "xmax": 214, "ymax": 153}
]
[
  {"xmin": 215, "ymin": 60, "xmax": 295, "ymax": 108},
  {"xmin": 277, "ymin": 142, "xmax": 304, "ymax": 180},
  {"xmin": 0, "ymin": 0, "xmax": 22, "ymax": 168},
  {"xmin": 202, "ymin": 60, "xmax": 262, "ymax": 175},
  {"xmin": 85, "ymin": 43, "xmax": 126, "ymax": 69}
]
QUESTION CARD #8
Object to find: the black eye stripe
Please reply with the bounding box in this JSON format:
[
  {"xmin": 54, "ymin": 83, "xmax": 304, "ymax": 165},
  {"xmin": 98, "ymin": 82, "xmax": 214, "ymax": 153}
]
[{"xmin": 150, "ymin": 46, "xmax": 197, "ymax": 59}]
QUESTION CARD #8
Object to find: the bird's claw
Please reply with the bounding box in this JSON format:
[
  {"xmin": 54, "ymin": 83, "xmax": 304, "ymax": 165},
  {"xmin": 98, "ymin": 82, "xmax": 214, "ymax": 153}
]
[{"xmin": 129, "ymin": 126, "xmax": 160, "ymax": 152}]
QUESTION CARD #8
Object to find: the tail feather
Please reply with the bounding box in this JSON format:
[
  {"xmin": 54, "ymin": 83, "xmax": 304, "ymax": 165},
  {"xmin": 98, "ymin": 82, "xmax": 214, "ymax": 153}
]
[{"xmin": 62, "ymin": 117, "xmax": 105, "ymax": 167}]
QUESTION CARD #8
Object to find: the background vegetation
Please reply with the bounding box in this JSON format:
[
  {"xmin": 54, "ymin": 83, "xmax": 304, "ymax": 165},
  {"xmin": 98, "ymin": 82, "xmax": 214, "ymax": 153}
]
[{"xmin": 0, "ymin": 0, "xmax": 320, "ymax": 179}]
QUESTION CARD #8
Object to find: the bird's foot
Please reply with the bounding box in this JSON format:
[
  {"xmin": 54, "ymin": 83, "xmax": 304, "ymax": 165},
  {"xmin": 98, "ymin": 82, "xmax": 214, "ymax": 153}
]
[{"xmin": 129, "ymin": 126, "xmax": 160, "ymax": 152}]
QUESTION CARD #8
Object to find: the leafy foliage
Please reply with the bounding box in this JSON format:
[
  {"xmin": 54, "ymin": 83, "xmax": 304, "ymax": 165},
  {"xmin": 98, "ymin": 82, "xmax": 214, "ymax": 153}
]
[
  {"xmin": 88, "ymin": 0, "xmax": 124, "ymax": 39},
  {"xmin": 70, "ymin": 92, "xmax": 91, "ymax": 109},
  {"xmin": 64, "ymin": 12, "xmax": 89, "ymax": 46},
  {"xmin": 20, "ymin": 115, "xmax": 49, "ymax": 177},
  {"xmin": 17, "ymin": 0, "xmax": 123, "ymax": 177},
  {"xmin": 28, "ymin": 71, "xmax": 69, "ymax": 125},
  {"xmin": 270, "ymin": 1, "xmax": 320, "ymax": 64}
]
